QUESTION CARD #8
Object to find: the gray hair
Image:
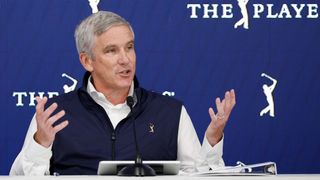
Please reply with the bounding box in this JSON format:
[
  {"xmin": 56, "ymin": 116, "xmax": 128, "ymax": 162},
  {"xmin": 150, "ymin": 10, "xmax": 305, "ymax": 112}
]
[{"xmin": 74, "ymin": 11, "xmax": 134, "ymax": 59}]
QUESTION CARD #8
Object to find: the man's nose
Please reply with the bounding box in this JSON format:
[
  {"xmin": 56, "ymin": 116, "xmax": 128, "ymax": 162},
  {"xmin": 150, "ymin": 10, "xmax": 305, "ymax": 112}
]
[{"xmin": 118, "ymin": 49, "xmax": 130, "ymax": 64}]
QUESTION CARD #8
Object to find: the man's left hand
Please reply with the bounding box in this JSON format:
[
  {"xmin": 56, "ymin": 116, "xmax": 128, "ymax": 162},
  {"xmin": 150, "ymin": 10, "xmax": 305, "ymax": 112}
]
[{"xmin": 206, "ymin": 89, "xmax": 236, "ymax": 146}]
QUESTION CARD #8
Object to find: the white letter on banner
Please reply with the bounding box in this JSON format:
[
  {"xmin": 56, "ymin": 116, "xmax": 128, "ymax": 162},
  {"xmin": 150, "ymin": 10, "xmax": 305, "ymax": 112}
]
[
  {"xmin": 278, "ymin": 4, "xmax": 292, "ymax": 18},
  {"xmin": 48, "ymin": 92, "xmax": 59, "ymax": 98},
  {"xmin": 221, "ymin": 4, "xmax": 233, "ymax": 18},
  {"xmin": 307, "ymin": 4, "xmax": 319, "ymax": 18},
  {"xmin": 291, "ymin": 4, "xmax": 305, "ymax": 18},
  {"xmin": 203, "ymin": 4, "xmax": 219, "ymax": 18},
  {"xmin": 253, "ymin": 4, "xmax": 264, "ymax": 18},
  {"xmin": 187, "ymin": 4, "xmax": 201, "ymax": 18},
  {"xmin": 12, "ymin": 92, "xmax": 27, "ymax": 106},
  {"xmin": 29, "ymin": 92, "xmax": 45, "ymax": 106},
  {"xmin": 267, "ymin": 4, "xmax": 278, "ymax": 18}
]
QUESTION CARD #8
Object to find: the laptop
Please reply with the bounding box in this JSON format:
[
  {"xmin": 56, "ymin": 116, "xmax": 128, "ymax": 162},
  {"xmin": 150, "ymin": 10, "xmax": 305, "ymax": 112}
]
[{"xmin": 97, "ymin": 160, "xmax": 180, "ymax": 175}]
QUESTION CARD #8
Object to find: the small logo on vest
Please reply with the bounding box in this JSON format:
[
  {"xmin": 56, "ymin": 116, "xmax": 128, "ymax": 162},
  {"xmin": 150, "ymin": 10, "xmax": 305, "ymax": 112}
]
[{"xmin": 149, "ymin": 123, "xmax": 155, "ymax": 133}]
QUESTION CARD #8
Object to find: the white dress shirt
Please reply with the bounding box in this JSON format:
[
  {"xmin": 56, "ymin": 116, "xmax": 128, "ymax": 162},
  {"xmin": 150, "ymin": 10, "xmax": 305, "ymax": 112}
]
[{"xmin": 10, "ymin": 78, "xmax": 225, "ymax": 175}]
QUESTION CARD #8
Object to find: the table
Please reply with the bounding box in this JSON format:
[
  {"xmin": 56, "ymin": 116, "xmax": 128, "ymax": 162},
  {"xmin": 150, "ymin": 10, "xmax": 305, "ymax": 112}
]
[{"xmin": 0, "ymin": 175, "xmax": 320, "ymax": 180}]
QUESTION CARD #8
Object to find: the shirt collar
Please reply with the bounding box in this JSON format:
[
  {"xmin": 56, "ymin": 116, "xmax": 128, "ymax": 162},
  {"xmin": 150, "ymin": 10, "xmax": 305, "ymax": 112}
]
[{"xmin": 86, "ymin": 75, "xmax": 134, "ymax": 106}]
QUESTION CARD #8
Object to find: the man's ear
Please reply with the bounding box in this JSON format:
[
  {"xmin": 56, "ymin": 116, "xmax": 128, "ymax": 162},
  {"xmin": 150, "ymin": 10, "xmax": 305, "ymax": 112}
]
[{"xmin": 79, "ymin": 52, "xmax": 94, "ymax": 72}]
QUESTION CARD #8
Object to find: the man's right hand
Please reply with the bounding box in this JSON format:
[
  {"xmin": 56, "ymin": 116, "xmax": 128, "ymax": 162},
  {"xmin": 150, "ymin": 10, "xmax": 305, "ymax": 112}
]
[{"xmin": 34, "ymin": 97, "xmax": 69, "ymax": 148}]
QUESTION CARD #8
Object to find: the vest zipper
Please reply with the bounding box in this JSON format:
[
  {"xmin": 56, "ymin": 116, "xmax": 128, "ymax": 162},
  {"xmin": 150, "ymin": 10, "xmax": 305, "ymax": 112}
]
[{"xmin": 111, "ymin": 132, "xmax": 116, "ymax": 160}]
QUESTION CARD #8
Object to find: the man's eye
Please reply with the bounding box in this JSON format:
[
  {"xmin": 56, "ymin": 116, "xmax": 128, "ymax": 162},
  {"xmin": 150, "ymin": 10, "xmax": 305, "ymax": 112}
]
[
  {"xmin": 127, "ymin": 44, "xmax": 134, "ymax": 50},
  {"xmin": 106, "ymin": 48, "xmax": 116, "ymax": 53}
]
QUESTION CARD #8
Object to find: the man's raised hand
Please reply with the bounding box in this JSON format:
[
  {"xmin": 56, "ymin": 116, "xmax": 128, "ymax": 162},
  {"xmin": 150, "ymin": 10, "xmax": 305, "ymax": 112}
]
[{"xmin": 34, "ymin": 97, "xmax": 69, "ymax": 148}]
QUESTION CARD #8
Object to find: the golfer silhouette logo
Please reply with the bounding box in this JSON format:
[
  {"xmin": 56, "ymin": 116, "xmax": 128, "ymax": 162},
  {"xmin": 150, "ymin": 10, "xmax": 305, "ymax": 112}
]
[
  {"xmin": 260, "ymin": 73, "xmax": 277, "ymax": 117},
  {"xmin": 234, "ymin": 0, "xmax": 249, "ymax": 29},
  {"xmin": 88, "ymin": 0, "xmax": 100, "ymax": 14},
  {"xmin": 149, "ymin": 123, "xmax": 155, "ymax": 133},
  {"xmin": 62, "ymin": 73, "xmax": 78, "ymax": 94}
]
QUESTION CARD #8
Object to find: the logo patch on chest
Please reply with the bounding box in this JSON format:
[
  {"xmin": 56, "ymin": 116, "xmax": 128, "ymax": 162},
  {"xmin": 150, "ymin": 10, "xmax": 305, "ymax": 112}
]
[{"xmin": 149, "ymin": 123, "xmax": 155, "ymax": 133}]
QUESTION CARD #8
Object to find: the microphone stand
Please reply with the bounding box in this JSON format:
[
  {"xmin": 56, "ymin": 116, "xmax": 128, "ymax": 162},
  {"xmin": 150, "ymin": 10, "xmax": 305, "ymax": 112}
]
[{"xmin": 117, "ymin": 96, "xmax": 156, "ymax": 176}]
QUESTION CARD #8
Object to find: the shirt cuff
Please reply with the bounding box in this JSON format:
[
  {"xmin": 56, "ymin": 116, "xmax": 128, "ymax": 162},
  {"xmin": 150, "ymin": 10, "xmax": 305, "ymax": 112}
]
[
  {"xmin": 200, "ymin": 134, "xmax": 225, "ymax": 169},
  {"xmin": 24, "ymin": 135, "xmax": 52, "ymax": 165}
]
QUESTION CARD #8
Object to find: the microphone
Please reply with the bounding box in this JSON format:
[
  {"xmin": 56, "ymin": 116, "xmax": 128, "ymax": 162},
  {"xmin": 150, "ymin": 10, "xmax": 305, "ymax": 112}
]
[
  {"xmin": 126, "ymin": 96, "xmax": 134, "ymax": 111},
  {"xmin": 117, "ymin": 96, "xmax": 156, "ymax": 176}
]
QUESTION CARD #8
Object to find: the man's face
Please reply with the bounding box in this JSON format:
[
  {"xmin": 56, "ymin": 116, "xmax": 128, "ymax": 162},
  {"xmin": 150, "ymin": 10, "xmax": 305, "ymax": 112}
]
[{"xmin": 89, "ymin": 25, "xmax": 136, "ymax": 92}]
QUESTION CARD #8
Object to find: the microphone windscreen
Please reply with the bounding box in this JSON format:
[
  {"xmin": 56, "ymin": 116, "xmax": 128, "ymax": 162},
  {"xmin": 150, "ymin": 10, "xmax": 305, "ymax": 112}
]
[{"xmin": 126, "ymin": 96, "xmax": 134, "ymax": 109}]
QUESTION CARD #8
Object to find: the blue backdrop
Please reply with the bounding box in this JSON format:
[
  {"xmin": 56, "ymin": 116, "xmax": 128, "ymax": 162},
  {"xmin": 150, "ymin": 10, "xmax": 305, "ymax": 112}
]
[{"xmin": 1, "ymin": 0, "xmax": 320, "ymax": 174}]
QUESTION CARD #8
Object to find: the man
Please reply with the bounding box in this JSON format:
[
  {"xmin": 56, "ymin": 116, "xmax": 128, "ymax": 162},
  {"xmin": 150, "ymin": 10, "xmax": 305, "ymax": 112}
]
[{"xmin": 10, "ymin": 11, "xmax": 236, "ymax": 175}]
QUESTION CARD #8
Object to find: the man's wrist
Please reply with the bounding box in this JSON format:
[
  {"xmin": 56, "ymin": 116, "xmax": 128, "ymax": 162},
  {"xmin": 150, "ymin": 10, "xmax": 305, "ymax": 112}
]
[
  {"xmin": 205, "ymin": 130, "xmax": 223, "ymax": 147},
  {"xmin": 34, "ymin": 132, "xmax": 51, "ymax": 148}
]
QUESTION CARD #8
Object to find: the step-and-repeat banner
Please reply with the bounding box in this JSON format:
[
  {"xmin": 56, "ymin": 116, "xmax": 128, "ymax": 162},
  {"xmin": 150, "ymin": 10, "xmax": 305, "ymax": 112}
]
[{"xmin": 1, "ymin": 0, "xmax": 319, "ymax": 174}]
